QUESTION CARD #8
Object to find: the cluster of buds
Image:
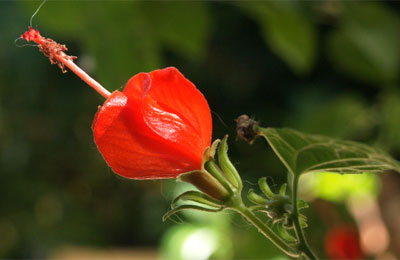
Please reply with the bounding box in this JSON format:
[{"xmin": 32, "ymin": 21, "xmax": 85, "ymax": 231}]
[{"xmin": 247, "ymin": 178, "xmax": 308, "ymax": 240}]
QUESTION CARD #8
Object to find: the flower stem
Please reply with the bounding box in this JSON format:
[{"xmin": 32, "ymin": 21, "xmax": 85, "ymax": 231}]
[
  {"xmin": 291, "ymin": 174, "xmax": 318, "ymax": 260},
  {"xmin": 230, "ymin": 196, "xmax": 300, "ymax": 258}
]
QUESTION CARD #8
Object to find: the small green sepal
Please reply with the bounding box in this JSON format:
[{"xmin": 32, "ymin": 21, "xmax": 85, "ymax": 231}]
[
  {"xmin": 297, "ymin": 200, "xmax": 309, "ymax": 210},
  {"xmin": 218, "ymin": 135, "xmax": 242, "ymax": 191},
  {"xmin": 207, "ymin": 139, "xmax": 221, "ymax": 161},
  {"xmin": 258, "ymin": 177, "xmax": 274, "ymax": 199},
  {"xmin": 178, "ymin": 136, "xmax": 246, "ymax": 202},
  {"xmin": 178, "ymin": 170, "xmax": 230, "ymax": 201},
  {"xmin": 204, "ymin": 160, "xmax": 232, "ymax": 194},
  {"xmin": 279, "ymin": 183, "xmax": 287, "ymax": 196},
  {"xmin": 171, "ymin": 190, "xmax": 224, "ymax": 209},
  {"xmin": 163, "ymin": 204, "xmax": 223, "ymax": 222},
  {"xmin": 248, "ymin": 189, "xmax": 268, "ymax": 205},
  {"xmin": 277, "ymin": 223, "xmax": 296, "ymax": 242},
  {"xmin": 247, "ymin": 177, "xmax": 309, "ymax": 231}
]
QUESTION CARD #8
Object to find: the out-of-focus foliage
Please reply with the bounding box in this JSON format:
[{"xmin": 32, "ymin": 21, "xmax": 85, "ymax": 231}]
[
  {"xmin": 379, "ymin": 91, "xmax": 400, "ymax": 150},
  {"xmin": 20, "ymin": 1, "xmax": 211, "ymax": 90},
  {"xmin": 238, "ymin": 2, "xmax": 317, "ymax": 75},
  {"xmin": 300, "ymin": 172, "xmax": 379, "ymax": 202},
  {"xmin": 285, "ymin": 94, "xmax": 373, "ymax": 139},
  {"xmin": 327, "ymin": 2, "xmax": 400, "ymax": 85},
  {"xmin": 1, "ymin": 1, "xmax": 400, "ymax": 259}
]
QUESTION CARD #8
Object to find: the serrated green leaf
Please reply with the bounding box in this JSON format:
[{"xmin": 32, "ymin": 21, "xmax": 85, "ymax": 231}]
[{"xmin": 259, "ymin": 127, "xmax": 400, "ymax": 176}]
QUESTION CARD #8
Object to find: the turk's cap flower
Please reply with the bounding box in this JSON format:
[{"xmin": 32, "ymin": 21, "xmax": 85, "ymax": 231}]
[
  {"xmin": 19, "ymin": 28, "xmax": 212, "ymax": 180},
  {"xmin": 92, "ymin": 67, "xmax": 212, "ymax": 179}
]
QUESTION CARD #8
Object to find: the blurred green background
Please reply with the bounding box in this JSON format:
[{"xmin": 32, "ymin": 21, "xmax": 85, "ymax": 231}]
[{"xmin": 1, "ymin": 1, "xmax": 400, "ymax": 259}]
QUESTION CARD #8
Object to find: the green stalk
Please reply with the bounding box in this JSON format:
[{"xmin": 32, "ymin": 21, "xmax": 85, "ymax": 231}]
[
  {"xmin": 230, "ymin": 196, "xmax": 300, "ymax": 258},
  {"xmin": 290, "ymin": 174, "xmax": 318, "ymax": 260}
]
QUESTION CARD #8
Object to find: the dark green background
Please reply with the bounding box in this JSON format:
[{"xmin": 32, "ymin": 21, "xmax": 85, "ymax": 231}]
[{"xmin": 1, "ymin": 1, "xmax": 400, "ymax": 259}]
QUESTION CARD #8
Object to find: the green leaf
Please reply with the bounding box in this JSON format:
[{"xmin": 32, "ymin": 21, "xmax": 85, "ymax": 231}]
[
  {"xmin": 238, "ymin": 2, "xmax": 316, "ymax": 74},
  {"xmin": 258, "ymin": 127, "xmax": 400, "ymax": 176}
]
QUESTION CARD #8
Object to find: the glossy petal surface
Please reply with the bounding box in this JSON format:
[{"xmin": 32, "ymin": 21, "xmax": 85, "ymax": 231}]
[{"xmin": 93, "ymin": 67, "xmax": 212, "ymax": 179}]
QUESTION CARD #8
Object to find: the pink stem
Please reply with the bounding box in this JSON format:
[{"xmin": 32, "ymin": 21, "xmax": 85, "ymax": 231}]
[
  {"xmin": 61, "ymin": 55, "xmax": 111, "ymax": 99},
  {"xmin": 21, "ymin": 27, "xmax": 111, "ymax": 99}
]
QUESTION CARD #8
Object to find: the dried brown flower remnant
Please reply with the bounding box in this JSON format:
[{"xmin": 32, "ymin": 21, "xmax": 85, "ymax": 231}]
[{"xmin": 236, "ymin": 114, "xmax": 259, "ymax": 144}]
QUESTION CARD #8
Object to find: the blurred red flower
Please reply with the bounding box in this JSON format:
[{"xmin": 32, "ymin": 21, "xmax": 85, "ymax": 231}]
[
  {"xmin": 325, "ymin": 225, "xmax": 362, "ymax": 259},
  {"xmin": 92, "ymin": 67, "xmax": 212, "ymax": 179}
]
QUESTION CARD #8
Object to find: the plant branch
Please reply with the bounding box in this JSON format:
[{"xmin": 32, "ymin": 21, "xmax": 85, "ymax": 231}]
[
  {"xmin": 291, "ymin": 174, "xmax": 318, "ymax": 260},
  {"xmin": 230, "ymin": 196, "xmax": 300, "ymax": 258}
]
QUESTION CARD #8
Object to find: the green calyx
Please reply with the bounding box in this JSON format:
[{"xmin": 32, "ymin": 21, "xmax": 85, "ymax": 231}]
[
  {"xmin": 164, "ymin": 136, "xmax": 304, "ymax": 259},
  {"xmin": 218, "ymin": 135, "xmax": 243, "ymax": 191},
  {"xmin": 164, "ymin": 135, "xmax": 243, "ymax": 221}
]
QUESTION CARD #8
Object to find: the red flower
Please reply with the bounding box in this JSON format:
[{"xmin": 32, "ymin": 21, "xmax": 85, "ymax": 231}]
[
  {"xmin": 325, "ymin": 226, "xmax": 362, "ymax": 259},
  {"xmin": 92, "ymin": 67, "xmax": 212, "ymax": 179},
  {"xmin": 19, "ymin": 28, "xmax": 212, "ymax": 179}
]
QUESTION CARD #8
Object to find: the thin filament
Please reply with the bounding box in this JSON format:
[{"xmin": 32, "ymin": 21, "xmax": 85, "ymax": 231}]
[{"xmin": 30, "ymin": 0, "xmax": 47, "ymax": 28}]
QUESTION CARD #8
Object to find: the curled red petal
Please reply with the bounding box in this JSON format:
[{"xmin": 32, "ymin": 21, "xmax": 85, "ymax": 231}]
[
  {"xmin": 93, "ymin": 67, "xmax": 212, "ymax": 179},
  {"xmin": 124, "ymin": 67, "xmax": 212, "ymax": 162}
]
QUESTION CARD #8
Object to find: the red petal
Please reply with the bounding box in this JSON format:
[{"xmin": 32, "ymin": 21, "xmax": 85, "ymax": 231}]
[
  {"xmin": 92, "ymin": 67, "xmax": 212, "ymax": 179},
  {"xmin": 124, "ymin": 67, "xmax": 212, "ymax": 164}
]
